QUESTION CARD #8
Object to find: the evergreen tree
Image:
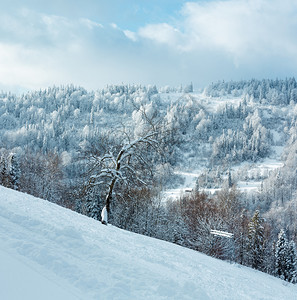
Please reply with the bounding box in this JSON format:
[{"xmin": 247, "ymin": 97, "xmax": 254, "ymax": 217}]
[
  {"xmin": 248, "ymin": 210, "xmax": 265, "ymax": 270},
  {"xmin": 184, "ymin": 82, "xmax": 193, "ymax": 93},
  {"xmin": 287, "ymin": 240, "xmax": 297, "ymax": 283},
  {"xmin": 0, "ymin": 155, "xmax": 12, "ymax": 189},
  {"xmin": 275, "ymin": 229, "xmax": 288, "ymax": 280},
  {"xmin": 235, "ymin": 210, "xmax": 249, "ymax": 265},
  {"xmin": 84, "ymin": 188, "xmax": 101, "ymax": 220},
  {"xmin": 274, "ymin": 229, "xmax": 297, "ymax": 282},
  {"xmin": 8, "ymin": 153, "xmax": 20, "ymax": 190}
]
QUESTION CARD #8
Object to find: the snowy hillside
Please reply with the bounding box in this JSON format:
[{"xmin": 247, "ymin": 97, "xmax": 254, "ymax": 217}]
[{"xmin": 1, "ymin": 186, "xmax": 297, "ymax": 299}]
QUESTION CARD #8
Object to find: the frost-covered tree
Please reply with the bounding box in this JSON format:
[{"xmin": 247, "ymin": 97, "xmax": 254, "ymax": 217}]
[
  {"xmin": 235, "ymin": 210, "xmax": 249, "ymax": 265},
  {"xmin": 0, "ymin": 152, "xmax": 19, "ymax": 189},
  {"xmin": 82, "ymin": 185, "xmax": 101, "ymax": 220},
  {"xmin": 18, "ymin": 150, "xmax": 65, "ymax": 205},
  {"xmin": 275, "ymin": 230, "xmax": 297, "ymax": 282},
  {"xmin": 184, "ymin": 82, "xmax": 193, "ymax": 93},
  {"xmin": 287, "ymin": 240, "xmax": 297, "ymax": 283},
  {"xmin": 8, "ymin": 153, "xmax": 20, "ymax": 190},
  {"xmin": 275, "ymin": 229, "xmax": 289, "ymax": 280},
  {"xmin": 0, "ymin": 155, "xmax": 10, "ymax": 188},
  {"xmin": 247, "ymin": 210, "xmax": 265, "ymax": 270},
  {"xmin": 87, "ymin": 131, "xmax": 158, "ymax": 224}
]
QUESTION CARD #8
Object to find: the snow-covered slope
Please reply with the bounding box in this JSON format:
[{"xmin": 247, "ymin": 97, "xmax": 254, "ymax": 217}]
[{"xmin": 1, "ymin": 186, "xmax": 297, "ymax": 300}]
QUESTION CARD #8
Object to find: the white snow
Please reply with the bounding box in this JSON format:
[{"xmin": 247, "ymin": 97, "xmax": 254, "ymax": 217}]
[
  {"xmin": 210, "ymin": 230, "xmax": 233, "ymax": 238},
  {"xmin": 162, "ymin": 170, "xmax": 199, "ymax": 200},
  {"xmin": 232, "ymin": 153, "xmax": 284, "ymax": 193},
  {"xmin": 101, "ymin": 205, "xmax": 108, "ymax": 224},
  {"xmin": 196, "ymin": 94, "xmax": 243, "ymax": 114},
  {"xmin": 237, "ymin": 181, "xmax": 262, "ymax": 193},
  {"xmin": 0, "ymin": 249, "xmax": 82, "ymax": 300},
  {"xmin": 162, "ymin": 154, "xmax": 284, "ymax": 198},
  {"xmin": 163, "ymin": 152, "xmax": 285, "ymax": 197},
  {"xmin": 1, "ymin": 185, "xmax": 297, "ymax": 299}
]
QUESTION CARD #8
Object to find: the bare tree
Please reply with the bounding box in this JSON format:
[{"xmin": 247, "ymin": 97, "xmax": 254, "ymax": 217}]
[{"xmin": 87, "ymin": 131, "xmax": 158, "ymax": 224}]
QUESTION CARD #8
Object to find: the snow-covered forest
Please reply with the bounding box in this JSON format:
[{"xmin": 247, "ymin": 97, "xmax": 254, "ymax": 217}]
[{"xmin": 1, "ymin": 78, "xmax": 297, "ymax": 282}]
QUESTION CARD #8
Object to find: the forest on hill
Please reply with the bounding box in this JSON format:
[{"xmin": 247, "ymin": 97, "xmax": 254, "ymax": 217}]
[{"xmin": 1, "ymin": 78, "xmax": 297, "ymax": 282}]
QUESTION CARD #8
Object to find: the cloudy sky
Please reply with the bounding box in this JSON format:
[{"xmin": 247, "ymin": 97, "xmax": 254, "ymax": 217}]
[{"xmin": 1, "ymin": 0, "xmax": 297, "ymax": 92}]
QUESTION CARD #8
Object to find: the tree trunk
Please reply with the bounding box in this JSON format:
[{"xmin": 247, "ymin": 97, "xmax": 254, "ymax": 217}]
[
  {"xmin": 101, "ymin": 150, "xmax": 124, "ymax": 224},
  {"xmin": 101, "ymin": 177, "xmax": 116, "ymax": 224}
]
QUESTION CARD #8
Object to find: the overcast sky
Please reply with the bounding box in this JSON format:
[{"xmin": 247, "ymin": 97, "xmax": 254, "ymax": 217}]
[{"xmin": 1, "ymin": 0, "xmax": 297, "ymax": 93}]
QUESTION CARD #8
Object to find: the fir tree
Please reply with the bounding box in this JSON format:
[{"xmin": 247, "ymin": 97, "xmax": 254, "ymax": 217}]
[
  {"xmin": 1, "ymin": 156, "xmax": 12, "ymax": 188},
  {"xmin": 8, "ymin": 153, "xmax": 20, "ymax": 190},
  {"xmin": 275, "ymin": 229, "xmax": 289, "ymax": 280},
  {"xmin": 248, "ymin": 210, "xmax": 265, "ymax": 270},
  {"xmin": 83, "ymin": 187, "xmax": 101, "ymax": 220},
  {"xmin": 236, "ymin": 210, "xmax": 249, "ymax": 266},
  {"xmin": 287, "ymin": 240, "xmax": 297, "ymax": 283}
]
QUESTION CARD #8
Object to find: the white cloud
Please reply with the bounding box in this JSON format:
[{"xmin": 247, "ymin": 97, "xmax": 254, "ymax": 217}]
[
  {"xmin": 123, "ymin": 30, "xmax": 137, "ymax": 42},
  {"xmin": 110, "ymin": 23, "xmax": 118, "ymax": 29},
  {"xmin": 138, "ymin": 23, "xmax": 182, "ymax": 46},
  {"xmin": 80, "ymin": 18, "xmax": 103, "ymax": 30},
  {"xmin": 181, "ymin": 0, "xmax": 297, "ymax": 58},
  {"xmin": 1, "ymin": 1, "xmax": 297, "ymax": 93},
  {"xmin": 0, "ymin": 10, "xmax": 110, "ymax": 91},
  {"xmin": 131, "ymin": 0, "xmax": 297, "ymax": 65},
  {"xmin": 0, "ymin": 43, "xmax": 54, "ymax": 89}
]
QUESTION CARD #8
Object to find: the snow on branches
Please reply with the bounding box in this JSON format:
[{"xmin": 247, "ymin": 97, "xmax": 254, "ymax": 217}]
[{"xmin": 86, "ymin": 131, "xmax": 158, "ymax": 224}]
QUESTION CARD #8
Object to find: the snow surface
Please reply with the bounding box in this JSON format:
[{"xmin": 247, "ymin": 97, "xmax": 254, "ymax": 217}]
[
  {"xmin": 162, "ymin": 170, "xmax": 199, "ymax": 200},
  {"xmin": 163, "ymin": 149, "xmax": 285, "ymax": 200},
  {"xmin": 1, "ymin": 186, "xmax": 297, "ymax": 299}
]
